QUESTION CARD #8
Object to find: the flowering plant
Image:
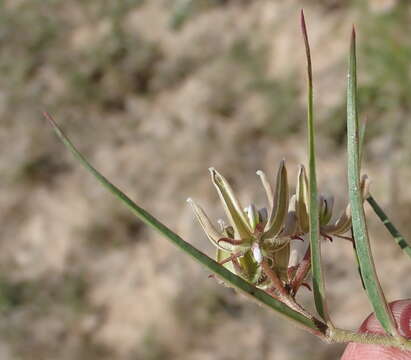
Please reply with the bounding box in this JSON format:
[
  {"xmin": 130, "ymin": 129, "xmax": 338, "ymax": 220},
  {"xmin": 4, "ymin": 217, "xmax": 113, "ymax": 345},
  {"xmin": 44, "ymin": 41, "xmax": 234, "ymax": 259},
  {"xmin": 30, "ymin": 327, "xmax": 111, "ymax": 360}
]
[{"xmin": 46, "ymin": 10, "xmax": 411, "ymax": 351}]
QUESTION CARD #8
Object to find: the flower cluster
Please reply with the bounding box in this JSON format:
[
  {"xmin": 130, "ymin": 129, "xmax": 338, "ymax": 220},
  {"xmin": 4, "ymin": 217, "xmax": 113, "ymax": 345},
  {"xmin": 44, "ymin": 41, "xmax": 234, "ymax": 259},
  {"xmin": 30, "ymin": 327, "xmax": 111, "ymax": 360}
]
[{"xmin": 188, "ymin": 161, "xmax": 369, "ymax": 297}]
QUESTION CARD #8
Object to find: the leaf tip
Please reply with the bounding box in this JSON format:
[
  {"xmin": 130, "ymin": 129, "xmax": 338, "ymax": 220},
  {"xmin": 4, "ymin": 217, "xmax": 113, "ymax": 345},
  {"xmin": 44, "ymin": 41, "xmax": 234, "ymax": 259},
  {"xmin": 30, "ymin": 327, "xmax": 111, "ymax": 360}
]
[
  {"xmin": 350, "ymin": 25, "xmax": 357, "ymax": 51},
  {"xmin": 208, "ymin": 167, "xmax": 218, "ymax": 182},
  {"xmin": 300, "ymin": 9, "xmax": 307, "ymax": 37},
  {"xmin": 43, "ymin": 111, "xmax": 56, "ymax": 127},
  {"xmin": 300, "ymin": 9, "xmax": 312, "ymax": 81}
]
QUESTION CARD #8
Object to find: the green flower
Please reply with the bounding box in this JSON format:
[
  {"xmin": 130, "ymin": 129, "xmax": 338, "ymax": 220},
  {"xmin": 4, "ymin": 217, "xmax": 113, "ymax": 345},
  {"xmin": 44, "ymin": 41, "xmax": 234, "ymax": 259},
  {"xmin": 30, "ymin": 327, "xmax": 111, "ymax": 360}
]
[
  {"xmin": 188, "ymin": 161, "xmax": 371, "ymax": 294},
  {"xmin": 293, "ymin": 164, "xmax": 371, "ymax": 241},
  {"xmin": 187, "ymin": 161, "xmax": 292, "ymax": 288}
]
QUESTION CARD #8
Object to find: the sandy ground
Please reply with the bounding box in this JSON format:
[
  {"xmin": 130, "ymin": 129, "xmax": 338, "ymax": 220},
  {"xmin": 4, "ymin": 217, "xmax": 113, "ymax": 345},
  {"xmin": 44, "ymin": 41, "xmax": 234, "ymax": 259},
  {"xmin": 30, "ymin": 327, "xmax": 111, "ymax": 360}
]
[{"xmin": 0, "ymin": 1, "xmax": 410, "ymax": 359}]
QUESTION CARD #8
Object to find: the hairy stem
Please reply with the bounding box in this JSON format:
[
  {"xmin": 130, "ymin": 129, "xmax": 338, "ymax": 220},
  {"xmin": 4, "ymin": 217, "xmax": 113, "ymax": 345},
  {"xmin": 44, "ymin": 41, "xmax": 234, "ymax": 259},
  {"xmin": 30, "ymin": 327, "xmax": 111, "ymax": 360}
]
[{"xmin": 329, "ymin": 328, "xmax": 411, "ymax": 351}]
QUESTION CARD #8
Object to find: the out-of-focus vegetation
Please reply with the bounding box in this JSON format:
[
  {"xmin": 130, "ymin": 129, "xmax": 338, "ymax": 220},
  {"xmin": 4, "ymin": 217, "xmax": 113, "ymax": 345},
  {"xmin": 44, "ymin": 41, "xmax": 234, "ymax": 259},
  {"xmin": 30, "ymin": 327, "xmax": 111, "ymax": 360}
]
[
  {"xmin": 324, "ymin": 2, "xmax": 411, "ymax": 149},
  {"xmin": 359, "ymin": 3, "xmax": 411, "ymax": 155}
]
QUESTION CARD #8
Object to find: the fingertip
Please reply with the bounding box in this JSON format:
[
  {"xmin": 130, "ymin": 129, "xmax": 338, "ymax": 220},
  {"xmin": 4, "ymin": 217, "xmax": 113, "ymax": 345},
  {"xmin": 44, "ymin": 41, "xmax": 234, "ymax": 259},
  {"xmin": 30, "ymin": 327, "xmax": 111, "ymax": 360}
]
[
  {"xmin": 341, "ymin": 342, "xmax": 411, "ymax": 360},
  {"xmin": 358, "ymin": 300, "xmax": 411, "ymax": 338},
  {"xmin": 341, "ymin": 300, "xmax": 411, "ymax": 359},
  {"xmin": 391, "ymin": 299, "xmax": 411, "ymax": 339}
]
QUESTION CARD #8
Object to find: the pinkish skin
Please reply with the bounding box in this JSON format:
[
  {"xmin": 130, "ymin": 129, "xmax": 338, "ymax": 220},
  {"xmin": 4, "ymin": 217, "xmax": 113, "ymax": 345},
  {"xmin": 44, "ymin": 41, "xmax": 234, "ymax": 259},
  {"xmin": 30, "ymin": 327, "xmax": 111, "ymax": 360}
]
[{"xmin": 341, "ymin": 300, "xmax": 411, "ymax": 360}]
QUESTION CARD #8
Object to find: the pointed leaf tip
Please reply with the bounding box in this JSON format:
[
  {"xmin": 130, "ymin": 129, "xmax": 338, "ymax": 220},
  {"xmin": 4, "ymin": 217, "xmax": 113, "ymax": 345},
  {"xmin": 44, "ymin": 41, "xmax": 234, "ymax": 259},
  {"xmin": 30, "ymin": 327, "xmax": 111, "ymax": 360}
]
[
  {"xmin": 301, "ymin": 12, "xmax": 312, "ymax": 85},
  {"xmin": 301, "ymin": 9, "xmax": 307, "ymax": 36},
  {"xmin": 43, "ymin": 112, "xmax": 58, "ymax": 128},
  {"xmin": 351, "ymin": 26, "xmax": 356, "ymax": 52}
]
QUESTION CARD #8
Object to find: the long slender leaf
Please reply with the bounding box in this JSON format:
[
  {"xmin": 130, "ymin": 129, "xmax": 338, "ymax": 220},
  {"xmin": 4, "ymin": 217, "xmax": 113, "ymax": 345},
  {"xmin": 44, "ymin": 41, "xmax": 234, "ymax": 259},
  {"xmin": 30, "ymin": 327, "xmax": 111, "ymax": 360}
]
[
  {"xmin": 346, "ymin": 29, "xmax": 398, "ymax": 337},
  {"xmin": 367, "ymin": 195, "xmax": 411, "ymax": 259},
  {"xmin": 359, "ymin": 118, "xmax": 367, "ymax": 168},
  {"xmin": 353, "ymin": 117, "xmax": 367, "ymax": 287},
  {"xmin": 44, "ymin": 112, "xmax": 327, "ymax": 336},
  {"xmin": 301, "ymin": 10, "xmax": 330, "ymax": 323}
]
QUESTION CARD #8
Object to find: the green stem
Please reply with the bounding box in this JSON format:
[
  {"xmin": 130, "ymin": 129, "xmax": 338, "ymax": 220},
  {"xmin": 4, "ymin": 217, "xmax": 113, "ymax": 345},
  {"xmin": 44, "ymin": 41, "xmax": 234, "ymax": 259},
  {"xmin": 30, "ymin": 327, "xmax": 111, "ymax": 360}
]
[{"xmin": 330, "ymin": 328, "xmax": 411, "ymax": 351}]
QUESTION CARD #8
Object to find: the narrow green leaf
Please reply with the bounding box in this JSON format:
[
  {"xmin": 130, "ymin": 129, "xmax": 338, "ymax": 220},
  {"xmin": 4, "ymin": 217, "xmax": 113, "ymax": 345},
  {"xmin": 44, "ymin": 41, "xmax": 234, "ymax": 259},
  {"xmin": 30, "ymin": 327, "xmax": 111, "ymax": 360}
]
[
  {"xmin": 301, "ymin": 10, "xmax": 330, "ymax": 323},
  {"xmin": 346, "ymin": 29, "xmax": 398, "ymax": 337},
  {"xmin": 367, "ymin": 195, "xmax": 411, "ymax": 259},
  {"xmin": 359, "ymin": 118, "xmax": 367, "ymax": 169},
  {"xmin": 44, "ymin": 112, "xmax": 327, "ymax": 336}
]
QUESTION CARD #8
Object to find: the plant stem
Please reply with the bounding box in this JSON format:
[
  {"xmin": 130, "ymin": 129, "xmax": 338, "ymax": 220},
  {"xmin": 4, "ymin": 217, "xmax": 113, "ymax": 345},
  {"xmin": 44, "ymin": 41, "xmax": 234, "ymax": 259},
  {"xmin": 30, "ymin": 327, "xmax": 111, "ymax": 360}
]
[{"xmin": 329, "ymin": 328, "xmax": 411, "ymax": 351}]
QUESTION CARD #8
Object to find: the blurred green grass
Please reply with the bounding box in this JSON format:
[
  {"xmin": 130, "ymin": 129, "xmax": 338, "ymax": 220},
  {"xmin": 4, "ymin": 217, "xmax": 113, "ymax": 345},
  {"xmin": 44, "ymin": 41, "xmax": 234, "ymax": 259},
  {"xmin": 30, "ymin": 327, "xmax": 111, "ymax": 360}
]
[{"xmin": 1, "ymin": 1, "xmax": 411, "ymax": 359}]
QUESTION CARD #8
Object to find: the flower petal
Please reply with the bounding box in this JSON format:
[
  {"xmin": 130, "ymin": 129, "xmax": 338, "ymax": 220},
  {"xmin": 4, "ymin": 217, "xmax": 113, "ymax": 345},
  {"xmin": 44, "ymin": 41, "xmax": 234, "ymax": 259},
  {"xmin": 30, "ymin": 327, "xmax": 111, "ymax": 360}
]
[
  {"xmin": 282, "ymin": 194, "xmax": 299, "ymax": 237},
  {"xmin": 245, "ymin": 204, "xmax": 259, "ymax": 232},
  {"xmin": 256, "ymin": 170, "xmax": 274, "ymax": 214},
  {"xmin": 217, "ymin": 219, "xmax": 235, "ymax": 239},
  {"xmin": 263, "ymin": 160, "xmax": 289, "ymax": 239},
  {"xmin": 289, "ymin": 235, "xmax": 309, "ymax": 268},
  {"xmin": 258, "ymin": 208, "xmax": 268, "ymax": 224},
  {"xmin": 209, "ymin": 168, "xmax": 253, "ymax": 240},
  {"xmin": 187, "ymin": 198, "xmax": 232, "ymax": 251},
  {"xmin": 319, "ymin": 194, "xmax": 334, "ymax": 226},
  {"xmin": 273, "ymin": 242, "xmax": 291, "ymax": 281},
  {"xmin": 296, "ymin": 165, "xmax": 310, "ymax": 233}
]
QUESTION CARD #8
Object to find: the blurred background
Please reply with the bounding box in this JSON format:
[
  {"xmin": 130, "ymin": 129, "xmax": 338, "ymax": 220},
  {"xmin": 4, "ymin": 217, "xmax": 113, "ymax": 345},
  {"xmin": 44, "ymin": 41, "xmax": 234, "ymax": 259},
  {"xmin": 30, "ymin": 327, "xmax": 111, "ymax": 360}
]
[{"xmin": 0, "ymin": 0, "xmax": 410, "ymax": 359}]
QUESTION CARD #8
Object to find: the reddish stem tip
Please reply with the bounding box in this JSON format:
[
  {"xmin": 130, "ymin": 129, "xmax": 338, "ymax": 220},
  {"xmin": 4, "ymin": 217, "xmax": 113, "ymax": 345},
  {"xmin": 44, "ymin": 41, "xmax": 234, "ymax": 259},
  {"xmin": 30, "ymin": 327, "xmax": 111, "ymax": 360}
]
[
  {"xmin": 43, "ymin": 112, "xmax": 60, "ymax": 131},
  {"xmin": 43, "ymin": 111, "xmax": 53, "ymax": 122},
  {"xmin": 300, "ymin": 9, "xmax": 307, "ymax": 34}
]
